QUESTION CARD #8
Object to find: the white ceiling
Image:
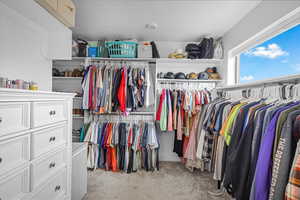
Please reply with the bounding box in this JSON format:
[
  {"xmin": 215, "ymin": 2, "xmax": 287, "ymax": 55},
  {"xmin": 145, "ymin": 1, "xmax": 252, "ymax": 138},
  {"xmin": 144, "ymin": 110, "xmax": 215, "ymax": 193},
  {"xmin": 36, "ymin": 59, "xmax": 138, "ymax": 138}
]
[{"xmin": 72, "ymin": 0, "xmax": 262, "ymax": 42}]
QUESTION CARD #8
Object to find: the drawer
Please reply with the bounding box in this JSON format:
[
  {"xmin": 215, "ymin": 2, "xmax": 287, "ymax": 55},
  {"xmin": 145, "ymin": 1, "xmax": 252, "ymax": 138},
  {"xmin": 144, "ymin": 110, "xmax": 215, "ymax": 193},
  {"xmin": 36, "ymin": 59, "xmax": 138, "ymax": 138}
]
[
  {"xmin": 57, "ymin": 0, "xmax": 75, "ymax": 27},
  {"xmin": 0, "ymin": 135, "xmax": 30, "ymax": 177},
  {"xmin": 32, "ymin": 168, "xmax": 67, "ymax": 200},
  {"xmin": 31, "ymin": 149, "xmax": 66, "ymax": 190},
  {"xmin": 0, "ymin": 102, "xmax": 30, "ymax": 137},
  {"xmin": 32, "ymin": 101, "xmax": 67, "ymax": 128},
  {"xmin": 0, "ymin": 167, "xmax": 30, "ymax": 200},
  {"xmin": 31, "ymin": 124, "xmax": 67, "ymax": 159}
]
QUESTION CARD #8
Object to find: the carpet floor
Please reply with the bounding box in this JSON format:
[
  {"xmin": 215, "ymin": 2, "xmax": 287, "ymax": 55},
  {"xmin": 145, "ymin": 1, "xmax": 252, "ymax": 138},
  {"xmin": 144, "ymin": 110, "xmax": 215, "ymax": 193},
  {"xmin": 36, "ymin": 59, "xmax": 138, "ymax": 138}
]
[{"xmin": 83, "ymin": 162, "xmax": 228, "ymax": 200}]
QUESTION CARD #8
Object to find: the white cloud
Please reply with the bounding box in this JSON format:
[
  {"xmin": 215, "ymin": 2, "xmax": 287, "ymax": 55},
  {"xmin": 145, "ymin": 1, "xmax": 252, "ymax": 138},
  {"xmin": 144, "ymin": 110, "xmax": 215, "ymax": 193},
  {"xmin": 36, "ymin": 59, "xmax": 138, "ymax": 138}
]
[
  {"xmin": 245, "ymin": 43, "xmax": 288, "ymax": 59},
  {"xmin": 281, "ymin": 59, "xmax": 288, "ymax": 63},
  {"xmin": 241, "ymin": 75, "xmax": 254, "ymax": 81},
  {"xmin": 292, "ymin": 64, "xmax": 300, "ymax": 72}
]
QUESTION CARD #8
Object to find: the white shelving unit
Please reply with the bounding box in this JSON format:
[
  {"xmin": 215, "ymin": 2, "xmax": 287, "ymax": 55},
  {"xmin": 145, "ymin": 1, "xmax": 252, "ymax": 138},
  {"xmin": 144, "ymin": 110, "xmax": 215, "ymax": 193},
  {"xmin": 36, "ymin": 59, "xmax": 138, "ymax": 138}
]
[
  {"xmin": 53, "ymin": 76, "xmax": 83, "ymax": 80},
  {"xmin": 157, "ymin": 78, "xmax": 222, "ymax": 83},
  {"xmin": 66, "ymin": 57, "xmax": 223, "ymax": 64},
  {"xmin": 52, "ymin": 57, "xmax": 224, "ymax": 145},
  {"xmin": 73, "ymin": 115, "xmax": 84, "ymax": 119},
  {"xmin": 52, "ymin": 60, "xmax": 84, "ymax": 142}
]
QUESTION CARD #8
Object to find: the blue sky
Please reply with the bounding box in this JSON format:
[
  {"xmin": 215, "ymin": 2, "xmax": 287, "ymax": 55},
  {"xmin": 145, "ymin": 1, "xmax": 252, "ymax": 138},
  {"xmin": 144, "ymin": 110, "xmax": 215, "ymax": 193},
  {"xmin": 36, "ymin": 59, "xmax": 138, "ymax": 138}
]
[{"xmin": 240, "ymin": 24, "xmax": 300, "ymax": 83}]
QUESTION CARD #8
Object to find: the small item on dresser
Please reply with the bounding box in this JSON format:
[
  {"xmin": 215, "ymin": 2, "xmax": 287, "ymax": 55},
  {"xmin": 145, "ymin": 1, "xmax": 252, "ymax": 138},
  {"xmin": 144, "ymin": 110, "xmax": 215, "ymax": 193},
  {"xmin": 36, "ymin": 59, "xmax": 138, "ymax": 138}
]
[
  {"xmin": 16, "ymin": 79, "xmax": 24, "ymax": 89},
  {"xmin": 0, "ymin": 77, "xmax": 8, "ymax": 88},
  {"xmin": 23, "ymin": 81, "xmax": 30, "ymax": 90},
  {"xmin": 29, "ymin": 81, "xmax": 38, "ymax": 90},
  {"xmin": 12, "ymin": 80, "xmax": 18, "ymax": 88},
  {"xmin": 6, "ymin": 80, "xmax": 11, "ymax": 88}
]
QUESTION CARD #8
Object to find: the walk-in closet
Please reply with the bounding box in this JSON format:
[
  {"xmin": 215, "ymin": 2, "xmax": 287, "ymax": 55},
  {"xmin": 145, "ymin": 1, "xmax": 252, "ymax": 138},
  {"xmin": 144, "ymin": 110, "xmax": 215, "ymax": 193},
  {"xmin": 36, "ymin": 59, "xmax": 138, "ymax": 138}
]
[{"xmin": 1, "ymin": 0, "xmax": 300, "ymax": 200}]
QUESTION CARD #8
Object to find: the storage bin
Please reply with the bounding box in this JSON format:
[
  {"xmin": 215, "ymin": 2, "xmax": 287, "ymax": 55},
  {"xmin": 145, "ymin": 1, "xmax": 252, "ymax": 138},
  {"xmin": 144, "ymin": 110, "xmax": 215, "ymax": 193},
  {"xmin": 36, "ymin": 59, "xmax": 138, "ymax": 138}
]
[
  {"xmin": 88, "ymin": 47, "xmax": 101, "ymax": 57},
  {"xmin": 138, "ymin": 41, "xmax": 152, "ymax": 58},
  {"xmin": 105, "ymin": 41, "xmax": 137, "ymax": 58}
]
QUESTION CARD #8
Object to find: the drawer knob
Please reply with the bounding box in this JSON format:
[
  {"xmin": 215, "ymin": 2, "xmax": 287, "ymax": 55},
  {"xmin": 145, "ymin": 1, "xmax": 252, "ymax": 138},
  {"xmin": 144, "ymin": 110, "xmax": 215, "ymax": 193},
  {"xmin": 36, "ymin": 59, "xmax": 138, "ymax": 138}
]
[
  {"xmin": 49, "ymin": 137, "xmax": 55, "ymax": 142},
  {"xmin": 49, "ymin": 110, "xmax": 56, "ymax": 115},
  {"xmin": 55, "ymin": 185, "xmax": 61, "ymax": 192},
  {"xmin": 49, "ymin": 162, "xmax": 56, "ymax": 168},
  {"xmin": 0, "ymin": 157, "xmax": 2, "ymax": 163},
  {"xmin": 0, "ymin": 117, "xmax": 2, "ymax": 123}
]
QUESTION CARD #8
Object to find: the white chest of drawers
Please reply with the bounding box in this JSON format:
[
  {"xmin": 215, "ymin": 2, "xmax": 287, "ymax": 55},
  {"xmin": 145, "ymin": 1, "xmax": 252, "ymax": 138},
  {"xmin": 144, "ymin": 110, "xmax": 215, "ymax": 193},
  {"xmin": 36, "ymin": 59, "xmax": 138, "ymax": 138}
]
[{"xmin": 0, "ymin": 88, "xmax": 74, "ymax": 200}]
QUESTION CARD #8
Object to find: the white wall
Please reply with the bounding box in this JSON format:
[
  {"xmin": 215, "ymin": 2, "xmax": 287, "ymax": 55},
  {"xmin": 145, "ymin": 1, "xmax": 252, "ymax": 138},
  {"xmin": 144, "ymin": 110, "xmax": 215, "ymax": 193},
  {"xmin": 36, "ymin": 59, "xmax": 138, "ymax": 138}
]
[
  {"xmin": 0, "ymin": 0, "xmax": 72, "ymax": 91},
  {"xmin": 0, "ymin": 2, "xmax": 52, "ymax": 91},
  {"xmin": 222, "ymin": 1, "xmax": 300, "ymax": 85}
]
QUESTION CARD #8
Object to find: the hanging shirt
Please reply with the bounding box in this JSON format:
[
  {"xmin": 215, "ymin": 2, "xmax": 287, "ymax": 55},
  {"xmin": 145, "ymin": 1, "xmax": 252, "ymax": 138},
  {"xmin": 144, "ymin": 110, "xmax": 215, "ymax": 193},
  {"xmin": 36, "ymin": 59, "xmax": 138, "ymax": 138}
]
[
  {"xmin": 118, "ymin": 67, "xmax": 127, "ymax": 113},
  {"xmin": 255, "ymin": 103, "xmax": 299, "ymax": 200}
]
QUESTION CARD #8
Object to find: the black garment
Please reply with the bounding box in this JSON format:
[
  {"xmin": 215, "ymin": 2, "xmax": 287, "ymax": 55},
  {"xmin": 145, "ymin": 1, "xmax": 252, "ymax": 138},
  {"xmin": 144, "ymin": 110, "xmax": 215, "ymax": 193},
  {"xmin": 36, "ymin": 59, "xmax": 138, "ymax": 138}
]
[
  {"xmin": 199, "ymin": 38, "xmax": 214, "ymax": 58},
  {"xmin": 223, "ymin": 101, "xmax": 259, "ymax": 197},
  {"xmin": 156, "ymin": 149, "xmax": 160, "ymax": 170},
  {"xmin": 143, "ymin": 148, "xmax": 149, "ymax": 171},
  {"xmin": 230, "ymin": 105, "xmax": 262, "ymax": 200},
  {"xmin": 173, "ymin": 130, "xmax": 183, "ymax": 157},
  {"xmin": 99, "ymin": 123, "xmax": 108, "ymax": 169},
  {"xmin": 126, "ymin": 68, "xmax": 134, "ymax": 111},
  {"xmin": 112, "ymin": 69, "xmax": 122, "ymax": 112},
  {"xmin": 247, "ymin": 108, "xmax": 268, "ymax": 195},
  {"xmin": 118, "ymin": 123, "xmax": 127, "ymax": 170},
  {"xmin": 127, "ymin": 149, "xmax": 134, "ymax": 173},
  {"xmin": 151, "ymin": 41, "xmax": 160, "ymax": 58},
  {"xmin": 221, "ymin": 141, "xmax": 228, "ymax": 182}
]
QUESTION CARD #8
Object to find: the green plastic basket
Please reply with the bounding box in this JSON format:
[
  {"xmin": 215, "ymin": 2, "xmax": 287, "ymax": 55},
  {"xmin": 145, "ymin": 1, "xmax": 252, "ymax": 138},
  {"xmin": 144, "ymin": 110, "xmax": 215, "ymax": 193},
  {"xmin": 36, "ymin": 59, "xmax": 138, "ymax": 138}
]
[{"xmin": 105, "ymin": 41, "xmax": 137, "ymax": 58}]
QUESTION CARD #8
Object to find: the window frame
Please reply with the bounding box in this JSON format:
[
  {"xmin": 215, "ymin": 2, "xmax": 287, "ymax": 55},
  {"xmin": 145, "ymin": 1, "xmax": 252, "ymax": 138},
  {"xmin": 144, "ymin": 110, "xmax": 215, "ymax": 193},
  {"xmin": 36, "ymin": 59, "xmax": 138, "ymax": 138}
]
[{"xmin": 228, "ymin": 7, "xmax": 300, "ymax": 84}]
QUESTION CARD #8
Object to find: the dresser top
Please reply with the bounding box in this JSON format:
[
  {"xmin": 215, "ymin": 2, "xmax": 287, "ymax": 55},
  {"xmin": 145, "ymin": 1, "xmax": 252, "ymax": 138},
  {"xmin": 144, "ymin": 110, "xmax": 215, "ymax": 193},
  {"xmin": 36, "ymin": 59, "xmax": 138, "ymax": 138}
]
[{"xmin": 0, "ymin": 88, "xmax": 76, "ymax": 101}]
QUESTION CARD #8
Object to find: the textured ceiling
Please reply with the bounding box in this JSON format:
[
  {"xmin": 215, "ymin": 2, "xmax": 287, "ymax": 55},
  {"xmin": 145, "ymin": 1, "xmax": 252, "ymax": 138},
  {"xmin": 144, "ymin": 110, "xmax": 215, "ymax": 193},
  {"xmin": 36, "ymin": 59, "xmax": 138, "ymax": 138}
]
[{"xmin": 72, "ymin": 0, "xmax": 262, "ymax": 41}]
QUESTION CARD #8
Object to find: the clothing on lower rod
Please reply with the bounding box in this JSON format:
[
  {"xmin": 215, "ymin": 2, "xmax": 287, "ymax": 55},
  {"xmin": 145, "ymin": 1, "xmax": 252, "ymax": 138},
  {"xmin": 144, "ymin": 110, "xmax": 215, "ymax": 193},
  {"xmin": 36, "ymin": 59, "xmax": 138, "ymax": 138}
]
[{"xmin": 83, "ymin": 120, "xmax": 159, "ymax": 173}]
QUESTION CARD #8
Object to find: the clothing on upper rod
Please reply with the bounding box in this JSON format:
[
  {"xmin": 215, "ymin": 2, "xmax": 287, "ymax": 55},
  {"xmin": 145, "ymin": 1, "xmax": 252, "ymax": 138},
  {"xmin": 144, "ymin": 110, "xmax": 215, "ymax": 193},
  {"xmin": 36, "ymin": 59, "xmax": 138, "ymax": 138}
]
[
  {"xmin": 199, "ymin": 84, "xmax": 300, "ymax": 200},
  {"xmin": 155, "ymin": 87, "xmax": 212, "ymax": 170},
  {"xmin": 81, "ymin": 62, "xmax": 154, "ymax": 114}
]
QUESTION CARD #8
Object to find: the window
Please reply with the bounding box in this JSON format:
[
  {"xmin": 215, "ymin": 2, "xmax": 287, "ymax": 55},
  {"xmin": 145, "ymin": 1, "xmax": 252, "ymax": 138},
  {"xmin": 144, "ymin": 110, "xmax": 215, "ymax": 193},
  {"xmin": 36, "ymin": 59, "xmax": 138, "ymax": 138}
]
[{"xmin": 239, "ymin": 24, "xmax": 300, "ymax": 83}]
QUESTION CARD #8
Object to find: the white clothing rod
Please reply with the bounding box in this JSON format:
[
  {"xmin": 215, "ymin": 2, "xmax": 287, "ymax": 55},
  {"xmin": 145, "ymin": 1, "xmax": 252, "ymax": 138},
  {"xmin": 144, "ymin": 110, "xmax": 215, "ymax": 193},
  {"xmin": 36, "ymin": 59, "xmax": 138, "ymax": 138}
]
[{"xmin": 217, "ymin": 74, "xmax": 300, "ymax": 91}]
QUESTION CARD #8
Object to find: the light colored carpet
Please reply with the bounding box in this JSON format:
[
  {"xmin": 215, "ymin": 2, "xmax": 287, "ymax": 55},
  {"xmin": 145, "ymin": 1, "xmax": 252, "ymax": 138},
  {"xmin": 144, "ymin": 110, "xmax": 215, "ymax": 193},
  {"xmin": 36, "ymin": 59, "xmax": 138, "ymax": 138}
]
[{"xmin": 83, "ymin": 162, "xmax": 227, "ymax": 200}]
